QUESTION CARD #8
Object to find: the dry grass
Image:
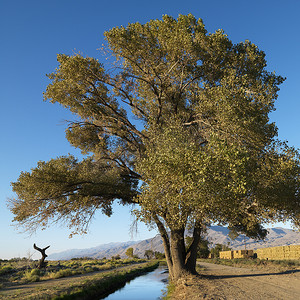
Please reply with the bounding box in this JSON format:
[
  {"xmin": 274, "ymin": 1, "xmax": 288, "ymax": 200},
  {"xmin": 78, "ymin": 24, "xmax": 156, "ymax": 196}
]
[
  {"xmin": 0, "ymin": 260, "xmax": 158, "ymax": 299},
  {"xmin": 198, "ymin": 258, "xmax": 300, "ymax": 272}
]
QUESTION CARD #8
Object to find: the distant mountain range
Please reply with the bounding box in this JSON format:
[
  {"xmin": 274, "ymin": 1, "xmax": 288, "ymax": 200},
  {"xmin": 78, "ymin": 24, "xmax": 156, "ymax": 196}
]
[
  {"xmin": 48, "ymin": 226, "xmax": 300, "ymax": 260},
  {"xmin": 206, "ymin": 226, "xmax": 300, "ymax": 250},
  {"xmin": 48, "ymin": 241, "xmax": 138, "ymax": 260}
]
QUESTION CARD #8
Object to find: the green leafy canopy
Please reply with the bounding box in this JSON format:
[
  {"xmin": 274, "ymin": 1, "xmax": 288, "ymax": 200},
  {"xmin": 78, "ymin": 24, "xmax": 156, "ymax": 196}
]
[{"xmin": 9, "ymin": 14, "xmax": 300, "ymax": 240}]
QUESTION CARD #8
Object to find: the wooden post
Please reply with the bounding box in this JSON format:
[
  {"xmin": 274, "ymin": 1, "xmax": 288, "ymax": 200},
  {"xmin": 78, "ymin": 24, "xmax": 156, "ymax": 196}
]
[{"xmin": 33, "ymin": 243, "xmax": 50, "ymax": 269}]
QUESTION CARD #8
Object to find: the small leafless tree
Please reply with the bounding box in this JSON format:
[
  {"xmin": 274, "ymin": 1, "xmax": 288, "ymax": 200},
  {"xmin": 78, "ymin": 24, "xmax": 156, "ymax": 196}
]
[{"xmin": 33, "ymin": 243, "xmax": 50, "ymax": 269}]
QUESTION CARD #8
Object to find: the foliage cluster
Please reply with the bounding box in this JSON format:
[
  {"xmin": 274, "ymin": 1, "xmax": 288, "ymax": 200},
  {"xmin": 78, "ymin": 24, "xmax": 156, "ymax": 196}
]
[
  {"xmin": 22, "ymin": 268, "xmax": 41, "ymax": 283},
  {"xmin": 185, "ymin": 236, "xmax": 210, "ymax": 258},
  {"xmin": 125, "ymin": 247, "xmax": 134, "ymax": 258},
  {"xmin": 144, "ymin": 249, "xmax": 166, "ymax": 260},
  {"xmin": 210, "ymin": 243, "xmax": 231, "ymax": 258},
  {"xmin": 154, "ymin": 251, "xmax": 166, "ymax": 260},
  {"xmin": 0, "ymin": 266, "xmax": 13, "ymax": 275},
  {"xmin": 144, "ymin": 249, "xmax": 154, "ymax": 260},
  {"xmin": 111, "ymin": 255, "xmax": 121, "ymax": 260}
]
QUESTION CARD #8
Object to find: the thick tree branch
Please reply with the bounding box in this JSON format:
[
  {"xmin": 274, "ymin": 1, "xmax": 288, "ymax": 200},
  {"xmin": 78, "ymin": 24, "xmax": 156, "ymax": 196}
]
[
  {"xmin": 185, "ymin": 220, "xmax": 202, "ymax": 273},
  {"xmin": 152, "ymin": 214, "xmax": 173, "ymax": 268}
]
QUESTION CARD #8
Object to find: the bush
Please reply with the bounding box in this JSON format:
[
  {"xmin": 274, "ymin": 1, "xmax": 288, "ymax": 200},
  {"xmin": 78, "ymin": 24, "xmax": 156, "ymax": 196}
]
[
  {"xmin": 51, "ymin": 269, "xmax": 76, "ymax": 279},
  {"xmin": 98, "ymin": 263, "xmax": 113, "ymax": 270},
  {"xmin": 22, "ymin": 270, "xmax": 40, "ymax": 282},
  {"xmin": 111, "ymin": 255, "xmax": 121, "ymax": 260},
  {"xmin": 30, "ymin": 268, "xmax": 41, "ymax": 276},
  {"xmin": 83, "ymin": 266, "xmax": 95, "ymax": 273},
  {"xmin": 29, "ymin": 275, "xmax": 40, "ymax": 282},
  {"xmin": 0, "ymin": 266, "xmax": 13, "ymax": 275}
]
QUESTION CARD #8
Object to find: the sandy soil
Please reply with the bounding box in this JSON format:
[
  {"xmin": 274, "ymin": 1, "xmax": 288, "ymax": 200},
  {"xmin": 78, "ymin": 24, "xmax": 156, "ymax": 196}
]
[{"xmin": 172, "ymin": 262, "xmax": 300, "ymax": 300}]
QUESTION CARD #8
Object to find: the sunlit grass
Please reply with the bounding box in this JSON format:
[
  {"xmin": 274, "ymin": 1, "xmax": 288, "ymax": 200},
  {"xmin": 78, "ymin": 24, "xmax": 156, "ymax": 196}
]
[
  {"xmin": 0, "ymin": 257, "xmax": 147, "ymax": 286},
  {"xmin": 198, "ymin": 258, "xmax": 300, "ymax": 270},
  {"xmin": 0, "ymin": 259, "xmax": 160, "ymax": 299}
]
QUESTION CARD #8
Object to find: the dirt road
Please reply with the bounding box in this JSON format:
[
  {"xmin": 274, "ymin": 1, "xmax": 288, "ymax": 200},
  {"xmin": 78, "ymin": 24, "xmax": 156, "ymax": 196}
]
[{"xmin": 173, "ymin": 262, "xmax": 300, "ymax": 299}]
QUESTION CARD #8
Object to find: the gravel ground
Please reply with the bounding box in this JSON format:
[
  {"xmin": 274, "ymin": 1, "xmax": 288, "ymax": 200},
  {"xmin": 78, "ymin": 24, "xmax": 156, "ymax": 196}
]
[{"xmin": 171, "ymin": 261, "xmax": 300, "ymax": 299}]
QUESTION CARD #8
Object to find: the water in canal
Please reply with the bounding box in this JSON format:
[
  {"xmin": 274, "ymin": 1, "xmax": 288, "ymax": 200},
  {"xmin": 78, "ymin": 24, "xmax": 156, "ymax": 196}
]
[{"xmin": 102, "ymin": 265, "xmax": 168, "ymax": 300}]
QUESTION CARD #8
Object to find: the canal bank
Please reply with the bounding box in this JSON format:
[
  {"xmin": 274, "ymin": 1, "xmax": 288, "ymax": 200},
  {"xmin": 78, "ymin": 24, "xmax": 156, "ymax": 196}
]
[
  {"xmin": 0, "ymin": 261, "xmax": 161, "ymax": 299},
  {"xmin": 53, "ymin": 261, "xmax": 162, "ymax": 300},
  {"xmin": 102, "ymin": 265, "xmax": 168, "ymax": 300}
]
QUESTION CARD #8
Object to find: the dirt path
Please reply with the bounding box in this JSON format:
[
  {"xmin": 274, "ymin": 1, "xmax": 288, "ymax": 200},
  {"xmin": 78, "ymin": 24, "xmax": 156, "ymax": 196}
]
[{"xmin": 173, "ymin": 262, "xmax": 300, "ymax": 300}]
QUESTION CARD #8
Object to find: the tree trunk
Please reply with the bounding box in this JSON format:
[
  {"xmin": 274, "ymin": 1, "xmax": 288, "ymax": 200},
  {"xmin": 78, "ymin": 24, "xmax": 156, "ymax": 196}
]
[
  {"xmin": 153, "ymin": 215, "xmax": 202, "ymax": 281},
  {"xmin": 169, "ymin": 228, "xmax": 188, "ymax": 280},
  {"xmin": 185, "ymin": 221, "xmax": 202, "ymax": 274}
]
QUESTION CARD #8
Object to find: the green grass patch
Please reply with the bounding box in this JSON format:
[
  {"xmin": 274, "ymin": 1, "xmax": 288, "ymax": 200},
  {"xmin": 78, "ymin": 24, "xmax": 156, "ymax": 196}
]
[{"xmin": 162, "ymin": 281, "xmax": 175, "ymax": 300}]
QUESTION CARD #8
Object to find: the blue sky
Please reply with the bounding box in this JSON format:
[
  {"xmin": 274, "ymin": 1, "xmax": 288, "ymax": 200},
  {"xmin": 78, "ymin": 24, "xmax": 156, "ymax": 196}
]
[{"xmin": 1, "ymin": 0, "xmax": 299, "ymax": 259}]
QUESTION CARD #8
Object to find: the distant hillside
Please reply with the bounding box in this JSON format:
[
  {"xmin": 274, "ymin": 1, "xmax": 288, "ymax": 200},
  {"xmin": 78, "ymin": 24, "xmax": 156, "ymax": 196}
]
[
  {"xmin": 48, "ymin": 241, "xmax": 138, "ymax": 260},
  {"xmin": 207, "ymin": 226, "xmax": 300, "ymax": 250},
  {"xmin": 116, "ymin": 234, "xmax": 165, "ymax": 259},
  {"xmin": 48, "ymin": 226, "xmax": 300, "ymax": 260}
]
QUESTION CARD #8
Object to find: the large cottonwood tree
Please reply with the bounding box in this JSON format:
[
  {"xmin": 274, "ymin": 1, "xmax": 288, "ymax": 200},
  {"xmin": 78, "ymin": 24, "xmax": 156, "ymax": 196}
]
[{"xmin": 10, "ymin": 15, "xmax": 300, "ymax": 280}]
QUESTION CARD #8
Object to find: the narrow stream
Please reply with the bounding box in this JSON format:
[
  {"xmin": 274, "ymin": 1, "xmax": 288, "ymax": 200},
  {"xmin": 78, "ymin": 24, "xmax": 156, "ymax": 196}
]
[{"xmin": 101, "ymin": 265, "xmax": 168, "ymax": 300}]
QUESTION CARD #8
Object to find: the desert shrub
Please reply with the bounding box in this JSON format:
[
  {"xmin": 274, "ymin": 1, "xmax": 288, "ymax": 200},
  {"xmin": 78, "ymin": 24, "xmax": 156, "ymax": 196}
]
[
  {"xmin": 0, "ymin": 266, "xmax": 13, "ymax": 275},
  {"xmin": 82, "ymin": 260, "xmax": 99, "ymax": 268},
  {"xmin": 9, "ymin": 275, "xmax": 20, "ymax": 282},
  {"xmin": 122, "ymin": 258, "xmax": 134, "ymax": 264},
  {"xmin": 62, "ymin": 261, "xmax": 80, "ymax": 269},
  {"xmin": 50, "ymin": 269, "xmax": 76, "ymax": 279},
  {"xmin": 30, "ymin": 268, "xmax": 41, "ymax": 276},
  {"xmin": 22, "ymin": 270, "xmax": 40, "ymax": 282},
  {"xmin": 83, "ymin": 266, "xmax": 95, "ymax": 273},
  {"xmin": 16, "ymin": 270, "xmax": 25, "ymax": 276},
  {"xmin": 98, "ymin": 262, "xmax": 113, "ymax": 270},
  {"xmin": 82, "ymin": 261, "xmax": 91, "ymax": 267},
  {"xmin": 29, "ymin": 275, "xmax": 40, "ymax": 282},
  {"xmin": 111, "ymin": 255, "xmax": 121, "ymax": 260}
]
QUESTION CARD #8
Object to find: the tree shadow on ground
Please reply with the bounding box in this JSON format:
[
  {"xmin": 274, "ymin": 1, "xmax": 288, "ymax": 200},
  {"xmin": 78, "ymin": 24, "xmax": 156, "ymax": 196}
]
[{"xmin": 201, "ymin": 268, "xmax": 300, "ymax": 280}]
